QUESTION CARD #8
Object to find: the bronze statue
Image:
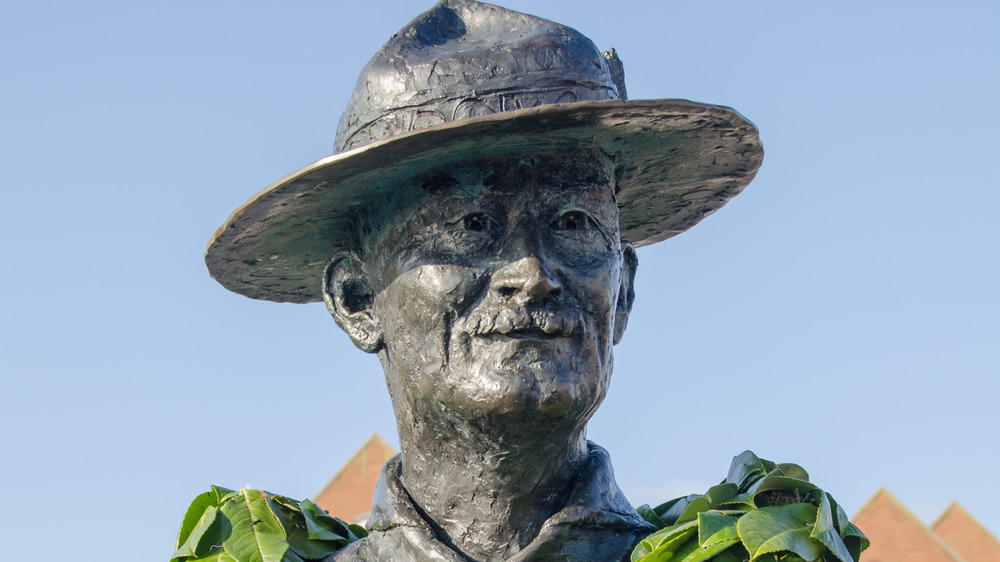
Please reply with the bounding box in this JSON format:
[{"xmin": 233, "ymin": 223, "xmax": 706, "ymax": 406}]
[{"xmin": 205, "ymin": 1, "xmax": 762, "ymax": 559}]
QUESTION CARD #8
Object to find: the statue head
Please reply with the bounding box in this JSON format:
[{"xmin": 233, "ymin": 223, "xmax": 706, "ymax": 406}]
[
  {"xmin": 204, "ymin": 0, "xmax": 762, "ymax": 430},
  {"xmin": 322, "ymin": 148, "xmax": 636, "ymax": 433}
]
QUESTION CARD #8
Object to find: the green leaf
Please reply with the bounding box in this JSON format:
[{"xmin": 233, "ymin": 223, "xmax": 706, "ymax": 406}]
[
  {"xmin": 211, "ymin": 485, "xmax": 239, "ymax": 503},
  {"xmin": 751, "ymin": 474, "xmax": 819, "ymax": 508},
  {"xmin": 637, "ymin": 504, "xmax": 668, "ymax": 530},
  {"xmin": 710, "ymin": 544, "xmax": 751, "ymax": 562},
  {"xmin": 775, "ymin": 463, "xmax": 809, "ymax": 481},
  {"xmin": 676, "ymin": 496, "xmax": 711, "ymax": 524},
  {"xmin": 632, "ymin": 521, "xmax": 697, "ymax": 561},
  {"xmin": 275, "ymin": 498, "xmax": 357, "ymax": 560},
  {"xmin": 644, "ymin": 520, "xmax": 698, "ymax": 551},
  {"xmin": 737, "ymin": 503, "xmax": 825, "ymax": 561},
  {"xmin": 264, "ymin": 495, "xmax": 341, "ymax": 561},
  {"xmin": 810, "ymin": 493, "xmax": 854, "ymax": 562},
  {"xmin": 698, "ymin": 511, "xmax": 739, "ymax": 546},
  {"xmin": 299, "ymin": 499, "xmax": 351, "ymax": 543},
  {"xmin": 752, "ymin": 554, "xmax": 808, "ymax": 562},
  {"xmin": 184, "ymin": 551, "xmax": 240, "ymax": 562},
  {"xmin": 717, "ymin": 492, "xmax": 755, "ymax": 510},
  {"xmin": 674, "ymin": 483, "xmax": 740, "ymax": 524},
  {"xmin": 175, "ymin": 491, "xmax": 217, "ymax": 553},
  {"xmin": 172, "ymin": 505, "xmax": 225, "ymax": 560},
  {"xmin": 175, "ymin": 486, "xmax": 235, "ymax": 553},
  {"xmin": 704, "ymin": 483, "xmax": 739, "ymax": 508},
  {"xmin": 833, "ymin": 502, "xmax": 850, "ymax": 536},
  {"xmin": 841, "ymin": 522, "xmax": 870, "ymax": 562},
  {"xmin": 631, "ymin": 541, "xmax": 651, "ymax": 561},
  {"xmin": 655, "ymin": 495, "xmax": 701, "ymax": 526},
  {"xmin": 672, "ymin": 538, "xmax": 739, "ymax": 562},
  {"xmin": 347, "ymin": 524, "xmax": 369, "ymax": 540},
  {"xmin": 726, "ymin": 451, "xmax": 768, "ymax": 491},
  {"xmin": 220, "ymin": 489, "xmax": 290, "ymax": 562},
  {"xmin": 172, "ymin": 486, "xmax": 243, "ymax": 561},
  {"xmin": 178, "ymin": 551, "xmax": 217, "ymax": 562}
]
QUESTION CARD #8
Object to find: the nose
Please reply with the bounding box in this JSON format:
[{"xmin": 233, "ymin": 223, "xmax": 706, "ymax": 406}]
[{"xmin": 490, "ymin": 257, "xmax": 563, "ymax": 303}]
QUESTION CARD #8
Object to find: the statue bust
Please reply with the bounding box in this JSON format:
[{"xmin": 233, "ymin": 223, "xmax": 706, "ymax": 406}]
[{"xmin": 205, "ymin": 1, "xmax": 762, "ymax": 560}]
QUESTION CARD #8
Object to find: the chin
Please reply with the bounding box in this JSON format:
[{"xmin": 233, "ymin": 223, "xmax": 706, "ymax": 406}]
[
  {"xmin": 532, "ymin": 376, "xmax": 607, "ymax": 421},
  {"xmin": 437, "ymin": 352, "xmax": 609, "ymax": 425}
]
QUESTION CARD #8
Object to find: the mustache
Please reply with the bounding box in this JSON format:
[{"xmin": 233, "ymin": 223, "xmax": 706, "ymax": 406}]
[{"xmin": 454, "ymin": 306, "xmax": 584, "ymax": 337}]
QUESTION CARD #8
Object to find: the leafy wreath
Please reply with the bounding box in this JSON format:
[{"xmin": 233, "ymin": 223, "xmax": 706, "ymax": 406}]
[{"xmin": 170, "ymin": 451, "xmax": 869, "ymax": 562}]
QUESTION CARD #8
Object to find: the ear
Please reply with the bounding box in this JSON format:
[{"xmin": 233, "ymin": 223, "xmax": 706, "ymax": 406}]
[
  {"xmin": 613, "ymin": 243, "xmax": 637, "ymax": 345},
  {"xmin": 322, "ymin": 253, "xmax": 383, "ymax": 353}
]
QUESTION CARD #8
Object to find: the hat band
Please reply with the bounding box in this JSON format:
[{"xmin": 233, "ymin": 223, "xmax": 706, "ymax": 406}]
[{"xmin": 338, "ymin": 83, "xmax": 618, "ymax": 152}]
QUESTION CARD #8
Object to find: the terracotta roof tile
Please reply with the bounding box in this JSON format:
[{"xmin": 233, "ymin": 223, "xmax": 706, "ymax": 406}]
[
  {"xmin": 932, "ymin": 502, "xmax": 1000, "ymax": 562},
  {"xmin": 313, "ymin": 433, "xmax": 396, "ymax": 523},
  {"xmin": 853, "ymin": 488, "xmax": 965, "ymax": 562}
]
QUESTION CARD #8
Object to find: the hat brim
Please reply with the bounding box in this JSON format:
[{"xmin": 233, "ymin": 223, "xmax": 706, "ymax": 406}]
[{"xmin": 206, "ymin": 98, "xmax": 763, "ymax": 303}]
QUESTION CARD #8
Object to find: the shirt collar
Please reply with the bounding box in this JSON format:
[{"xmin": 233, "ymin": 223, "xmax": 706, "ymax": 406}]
[{"xmin": 353, "ymin": 441, "xmax": 654, "ymax": 561}]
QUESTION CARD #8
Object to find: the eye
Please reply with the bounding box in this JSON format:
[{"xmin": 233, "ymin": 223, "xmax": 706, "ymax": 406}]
[
  {"xmin": 463, "ymin": 213, "xmax": 492, "ymax": 232},
  {"xmin": 442, "ymin": 212, "xmax": 500, "ymax": 257},
  {"xmin": 552, "ymin": 211, "xmax": 591, "ymax": 231}
]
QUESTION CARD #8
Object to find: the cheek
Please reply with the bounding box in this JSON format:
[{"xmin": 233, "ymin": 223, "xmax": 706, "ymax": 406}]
[
  {"xmin": 375, "ymin": 264, "xmax": 485, "ymax": 371},
  {"xmin": 574, "ymin": 262, "xmax": 621, "ymax": 327},
  {"xmin": 379, "ymin": 266, "xmax": 468, "ymax": 322}
]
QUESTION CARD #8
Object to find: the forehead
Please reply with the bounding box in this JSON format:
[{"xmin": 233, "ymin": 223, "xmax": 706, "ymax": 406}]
[
  {"xmin": 422, "ymin": 149, "xmax": 615, "ymax": 194},
  {"xmin": 357, "ymin": 149, "xmax": 618, "ymax": 251},
  {"xmin": 408, "ymin": 149, "xmax": 616, "ymax": 217}
]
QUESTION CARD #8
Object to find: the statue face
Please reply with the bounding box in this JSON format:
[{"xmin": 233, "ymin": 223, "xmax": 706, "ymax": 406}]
[{"xmin": 334, "ymin": 150, "xmax": 636, "ymax": 426}]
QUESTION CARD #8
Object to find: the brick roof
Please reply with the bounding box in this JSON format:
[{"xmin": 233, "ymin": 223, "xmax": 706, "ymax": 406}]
[
  {"xmin": 852, "ymin": 488, "xmax": 964, "ymax": 562},
  {"xmin": 932, "ymin": 502, "xmax": 1000, "ymax": 562},
  {"xmin": 313, "ymin": 433, "xmax": 396, "ymax": 523}
]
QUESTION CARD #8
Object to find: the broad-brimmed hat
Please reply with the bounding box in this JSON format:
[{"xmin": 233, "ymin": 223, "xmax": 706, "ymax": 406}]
[{"xmin": 206, "ymin": 0, "xmax": 763, "ymax": 303}]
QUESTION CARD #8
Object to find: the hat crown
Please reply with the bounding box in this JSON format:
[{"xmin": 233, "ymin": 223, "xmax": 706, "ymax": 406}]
[{"xmin": 334, "ymin": 0, "xmax": 625, "ymax": 152}]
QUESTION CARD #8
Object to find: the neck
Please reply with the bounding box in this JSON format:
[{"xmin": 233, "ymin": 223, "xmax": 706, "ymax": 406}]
[{"xmin": 395, "ymin": 404, "xmax": 590, "ymax": 561}]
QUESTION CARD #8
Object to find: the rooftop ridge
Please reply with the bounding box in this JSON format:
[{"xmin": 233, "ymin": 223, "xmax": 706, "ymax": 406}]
[
  {"xmin": 931, "ymin": 501, "xmax": 1000, "ymax": 561},
  {"xmin": 852, "ymin": 488, "xmax": 966, "ymax": 562},
  {"xmin": 314, "ymin": 433, "xmax": 395, "ymax": 500},
  {"xmin": 313, "ymin": 433, "xmax": 397, "ymax": 522}
]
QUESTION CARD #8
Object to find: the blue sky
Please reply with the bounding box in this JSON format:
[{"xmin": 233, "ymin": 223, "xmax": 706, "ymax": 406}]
[{"xmin": 2, "ymin": 1, "xmax": 997, "ymax": 560}]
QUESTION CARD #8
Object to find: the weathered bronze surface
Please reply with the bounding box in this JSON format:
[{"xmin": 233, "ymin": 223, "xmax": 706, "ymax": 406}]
[{"xmin": 206, "ymin": 1, "xmax": 762, "ymax": 560}]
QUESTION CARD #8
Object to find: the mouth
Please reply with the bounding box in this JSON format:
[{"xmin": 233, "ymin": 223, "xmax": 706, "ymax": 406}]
[
  {"xmin": 454, "ymin": 305, "xmax": 584, "ymax": 342},
  {"xmin": 480, "ymin": 328, "xmax": 567, "ymax": 341}
]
